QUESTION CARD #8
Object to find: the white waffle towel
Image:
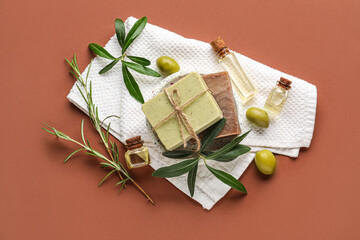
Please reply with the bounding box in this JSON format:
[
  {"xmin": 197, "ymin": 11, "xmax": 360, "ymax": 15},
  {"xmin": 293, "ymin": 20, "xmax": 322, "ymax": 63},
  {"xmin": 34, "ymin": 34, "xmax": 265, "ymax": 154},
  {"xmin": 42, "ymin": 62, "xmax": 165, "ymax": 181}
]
[{"xmin": 68, "ymin": 17, "xmax": 317, "ymax": 210}]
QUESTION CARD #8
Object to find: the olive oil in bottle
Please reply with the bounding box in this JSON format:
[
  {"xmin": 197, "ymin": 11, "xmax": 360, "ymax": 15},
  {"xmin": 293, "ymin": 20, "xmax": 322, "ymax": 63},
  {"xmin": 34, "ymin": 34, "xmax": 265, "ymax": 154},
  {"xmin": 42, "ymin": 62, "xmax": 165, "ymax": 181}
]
[
  {"xmin": 211, "ymin": 37, "xmax": 257, "ymax": 103},
  {"xmin": 264, "ymin": 77, "xmax": 292, "ymax": 115},
  {"xmin": 124, "ymin": 136, "xmax": 151, "ymax": 169}
]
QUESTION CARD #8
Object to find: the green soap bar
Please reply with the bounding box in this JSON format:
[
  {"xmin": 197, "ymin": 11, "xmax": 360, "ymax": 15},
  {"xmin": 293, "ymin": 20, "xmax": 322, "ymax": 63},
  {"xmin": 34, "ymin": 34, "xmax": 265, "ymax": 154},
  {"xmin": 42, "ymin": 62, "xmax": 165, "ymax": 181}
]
[{"xmin": 142, "ymin": 72, "xmax": 223, "ymax": 151}]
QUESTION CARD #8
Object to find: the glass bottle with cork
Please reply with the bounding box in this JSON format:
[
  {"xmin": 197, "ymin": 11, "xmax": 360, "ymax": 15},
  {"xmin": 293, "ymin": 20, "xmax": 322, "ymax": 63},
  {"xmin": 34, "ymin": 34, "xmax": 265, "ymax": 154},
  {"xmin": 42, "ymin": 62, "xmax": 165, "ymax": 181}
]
[
  {"xmin": 124, "ymin": 136, "xmax": 150, "ymax": 169},
  {"xmin": 211, "ymin": 36, "xmax": 257, "ymax": 103},
  {"xmin": 264, "ymin": 77, "xmax": 292, "ymax": 115}
]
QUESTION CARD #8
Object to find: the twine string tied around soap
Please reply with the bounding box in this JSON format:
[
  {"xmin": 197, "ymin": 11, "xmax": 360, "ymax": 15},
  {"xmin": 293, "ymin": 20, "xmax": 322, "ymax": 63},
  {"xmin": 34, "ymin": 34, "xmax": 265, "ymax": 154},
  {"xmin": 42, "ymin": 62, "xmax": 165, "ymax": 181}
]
[{"xmin": 153, "ymin": 87, "xmax": 212, "ymax": 152}]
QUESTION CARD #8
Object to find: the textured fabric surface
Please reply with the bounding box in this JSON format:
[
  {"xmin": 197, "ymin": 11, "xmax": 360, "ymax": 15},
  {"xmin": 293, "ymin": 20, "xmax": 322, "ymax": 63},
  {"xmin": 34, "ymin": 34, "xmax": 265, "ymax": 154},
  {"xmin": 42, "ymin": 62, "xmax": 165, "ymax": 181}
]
[{"xmin": 67, "ymin": 17, "xmax": 317, "ymax": 210}]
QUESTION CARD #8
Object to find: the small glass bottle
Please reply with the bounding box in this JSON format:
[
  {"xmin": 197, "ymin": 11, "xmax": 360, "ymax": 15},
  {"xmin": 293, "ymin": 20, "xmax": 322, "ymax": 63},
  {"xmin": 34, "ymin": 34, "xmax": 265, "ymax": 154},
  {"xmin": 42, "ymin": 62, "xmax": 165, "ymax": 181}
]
[
  {"xmin": 124, "ymin": 136, "xmax": 151, "ymax": 169},
  {"xmin": 211, "ymin": 36, "xmax": 257, "ymax": 103},
  {"xmin": 264, "ymin": 77, "xmax": 292, "ymax": 115}
]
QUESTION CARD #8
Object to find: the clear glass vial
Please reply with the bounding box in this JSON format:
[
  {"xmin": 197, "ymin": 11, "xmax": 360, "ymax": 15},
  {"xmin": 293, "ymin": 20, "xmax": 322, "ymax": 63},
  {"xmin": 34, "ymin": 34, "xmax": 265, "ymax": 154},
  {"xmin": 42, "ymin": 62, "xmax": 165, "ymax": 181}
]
[
  {"xmin": 211, "ymin": 36, "xmax": 257, "ymax": 103},
  {"xmin": 124, "ymin": 136, "xmax": 151, "ymax": 169},
  {"xmin": 264, "ymin": 77, "xmax": 292, "ymax": 115}
]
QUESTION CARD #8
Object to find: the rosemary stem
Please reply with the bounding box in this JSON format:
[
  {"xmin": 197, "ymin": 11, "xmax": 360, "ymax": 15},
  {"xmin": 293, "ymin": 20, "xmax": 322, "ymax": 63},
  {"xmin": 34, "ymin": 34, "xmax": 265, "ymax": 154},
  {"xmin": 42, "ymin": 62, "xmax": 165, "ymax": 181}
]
[
  {"xmin": 63, "ymin": 55, "xmax": 154, "ymax": 204},
  {"xmin": 81, "ymin": 72, "xmax": 128, "ymax": 186},
  {"xmin": 130, "ymin": 179, "xmax": 155, "ymax": 205},
  {"xmin": 104, "ymin": 141, "xmax": 126, "ymax": 187}
]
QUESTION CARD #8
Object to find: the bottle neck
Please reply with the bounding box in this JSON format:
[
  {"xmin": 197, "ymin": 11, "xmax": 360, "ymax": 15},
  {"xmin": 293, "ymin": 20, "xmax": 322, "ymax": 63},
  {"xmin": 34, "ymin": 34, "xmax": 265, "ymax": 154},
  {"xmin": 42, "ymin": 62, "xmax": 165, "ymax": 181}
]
[{"xmin": 217, "ymin": 47, "xmax": 230, "ymax": 59}]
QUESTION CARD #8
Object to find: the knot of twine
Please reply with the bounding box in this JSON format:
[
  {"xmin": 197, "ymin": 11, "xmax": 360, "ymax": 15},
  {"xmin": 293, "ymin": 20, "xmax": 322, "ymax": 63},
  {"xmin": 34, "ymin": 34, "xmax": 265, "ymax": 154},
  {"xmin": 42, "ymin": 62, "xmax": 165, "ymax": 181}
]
[{"xmin": 153, "ymin": 87, "xmax": 211, "ymax": 152}]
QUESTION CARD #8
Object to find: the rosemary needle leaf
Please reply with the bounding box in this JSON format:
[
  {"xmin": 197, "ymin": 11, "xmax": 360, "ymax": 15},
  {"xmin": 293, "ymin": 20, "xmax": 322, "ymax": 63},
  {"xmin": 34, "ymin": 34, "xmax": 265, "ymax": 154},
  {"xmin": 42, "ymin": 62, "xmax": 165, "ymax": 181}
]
[
  {"xmin": 86, "ymin": 139, "xmax": 92, "ymax": 149},
  {"xmin": 117, "ymin": 180, "xmax": 127, "ymax": 192},
  {"xmin": 122, "ymin": 65, "xmax": 144, "ymax": 103},
  {"xmin": 152, "ymin": 158, "xmax": 199, "ymax": 178},
  {"xmin": 206, "ymin": 164, "xmax": 247, "ymax": 193},
  {"xmin": 200, "ymin": 118, "xmax": 226, "ymax": 152},
  {"xmin": 89, "ymin": 43, "xmax": 117, "ymax": 60},
  {"xmin": 86, "ymin": 60, "xmax": 93, "ymax": 82},
  {"xmin": 85, "ymin": 152, "xmax": 98, "ymax": 157},
  {"xmin": 43, "ymin": 123, "xmax": 52, "ymax": 128},
  {"xmin": 115, "ymin": 179, "xmax": 127, "ymax": 186},
  {"xmin": 81, "ymin": 119, "xmax": 86, "ymax": 145},
  {"xmin": 41, "ymin": 126, "xmax": 55, "ymax": 135},
  {"xmin": 122, "ymin": 61, "xmax": 161, "ymax": 77},
  {"xmin": 187, "ymin": 162, "xmax": 198, "ymax": 197},
  {"xmin": 115, "ymin": 18, "xmax": 125, "ymax": 48},
  {"xmin": 98, "ymin": 169, "xmax": 116, "ymax": 187},
  {"xmin": 64, "ymin": 148, "xmax": 84, "ymax": 163},
  {"xmin": 101, "ymin": 115, "xmax": 120, "ymax": 126},
  {"xmin": 89, "ymin": 81, "xmax": 93, "ymax": 98},
  {"xmin": 76, "ymin": 84, "xmax": 88, "ymax": 105},
  {"xmin": 106, "ymin": 123, "xmax": 111, "ymax": 141},
  {"xmin": 127, "ymin": 56, "xmax": 151, "ymax": 66},
  {"xmin": 122, "ymin": 16, "xmax": 147, "ymax": 54},
  {"xmin": 100, "ymin": 162, "xmax": 115, "ymax": 169},
  {"xmin": 99, "ymin": 59, "xmax": 119, "ymax": 74}
]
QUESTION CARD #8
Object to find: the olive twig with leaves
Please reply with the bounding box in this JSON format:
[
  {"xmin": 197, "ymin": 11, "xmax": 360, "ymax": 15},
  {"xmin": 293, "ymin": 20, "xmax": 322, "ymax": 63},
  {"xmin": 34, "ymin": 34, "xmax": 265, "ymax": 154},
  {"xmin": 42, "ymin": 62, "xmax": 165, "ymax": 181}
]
[
  {"xmin": 89, "ymin": 17, "xmax": 161, "ymax": 104},
  {"xmin": 152, "ymin": 118, "xmax": 252, "ymax": 197}
]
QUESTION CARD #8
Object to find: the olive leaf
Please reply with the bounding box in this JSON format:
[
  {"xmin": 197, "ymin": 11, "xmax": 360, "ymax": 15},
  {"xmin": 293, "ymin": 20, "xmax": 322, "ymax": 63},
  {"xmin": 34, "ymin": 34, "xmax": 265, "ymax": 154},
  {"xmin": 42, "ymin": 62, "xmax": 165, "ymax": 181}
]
[
  {"xmin": 122, "ymin": 65, "xmax": 144, "ymax": 104},
  {"xmin": 200, "ymin": 118, "xmax": 226, "ymax": 151},
  {"xmin": 206, "ymin": 164, "xmax": 247, "ymax": 193},
  {"xmin": 187, "ymin": 162, "xmax": 198, "ymax": 197},
  {"xmin": 206, "ymin": 129, "xmax": 252, "ymax": 160},
  {"xmin": 115, "ymin": 18, "xmax": 125, "ymax": 48},
  {"xmin": 152, "ymin": 158, "xmax": 199, "ymax": 178},
  {"xmin": 99, "ymin": 59, "xmax": 119, "ymax": 74},
  {"xmin": 122, "ymin": 16, "xmax": 147, "ymax": 54},
  {"xmin": 162, "ymin": 150, "xmax": 195, "ymax": 159},
  {"xmin": 88, "ymin": 43, "xmax": 117, "ymax": 60},
  {"xmin": 127, "ymin": 56, "xmax": 151, "ymax": 66},
  {"xmin": 207, "ymin": 144, "xmax": 251, "ymax": 162},
  {"xmin": 122, "ymin": 61, "xmax": 161, "ymax": 77}
]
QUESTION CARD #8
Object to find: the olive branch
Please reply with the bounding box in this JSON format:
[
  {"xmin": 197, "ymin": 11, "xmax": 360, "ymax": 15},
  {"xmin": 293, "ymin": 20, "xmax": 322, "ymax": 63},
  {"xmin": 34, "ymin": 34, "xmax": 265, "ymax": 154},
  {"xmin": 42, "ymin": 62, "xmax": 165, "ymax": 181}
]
[
  {"xmin": 88, "ymin": 17, "xmax": 160, "ymax": 104},
  {"xmin": 153, "ymin": 118, "xmax": 252, "ymax": 197}
]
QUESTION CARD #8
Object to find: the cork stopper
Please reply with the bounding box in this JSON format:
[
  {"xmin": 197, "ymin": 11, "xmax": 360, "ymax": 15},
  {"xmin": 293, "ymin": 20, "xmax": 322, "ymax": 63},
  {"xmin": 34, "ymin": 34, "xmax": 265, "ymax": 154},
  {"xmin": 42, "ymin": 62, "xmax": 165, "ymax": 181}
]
[
  {"xmin": 277, "ymin": 77, "xmax": 292, "ymax": 90},
  {"xmin": 125, "ymin": 136, "xmax": 143, "ymax": 150},
  {"xmin": 210, "ymin": 36, "xmax": 230, "ymax": 58}
]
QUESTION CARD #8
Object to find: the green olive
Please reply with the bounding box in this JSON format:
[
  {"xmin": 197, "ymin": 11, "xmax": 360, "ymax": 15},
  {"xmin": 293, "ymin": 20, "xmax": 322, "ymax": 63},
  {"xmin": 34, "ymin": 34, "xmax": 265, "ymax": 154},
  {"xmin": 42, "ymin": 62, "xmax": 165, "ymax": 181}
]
[
  {"xmin": 255, "ymin": 150, "xmax": 276, "ymax": 175},
  {"xmin": 246, "ymin": 107, "xmax": 270, "ymax": 128},
  {"xmin": 156, "ymin": 56, "xmax": 180, "ymax": 75}
]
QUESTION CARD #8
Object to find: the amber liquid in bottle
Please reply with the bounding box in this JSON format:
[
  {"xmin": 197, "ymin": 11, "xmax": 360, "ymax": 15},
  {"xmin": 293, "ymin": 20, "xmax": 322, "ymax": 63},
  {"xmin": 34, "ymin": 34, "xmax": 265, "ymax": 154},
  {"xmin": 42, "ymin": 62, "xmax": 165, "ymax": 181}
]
[
  {"xmin": 264, "ymin": 77, "xmax": 292, "ymax": 116},
  {"xmin": 124, "ymin": 136, "xmax": 151, "ymax": 169},
  {"xmin": 211, "ymin": 37, "xmax": 257, "ymax": 103},
  {"xmin": 125, "ymin": 147, "xmax": 150, "ymax": 169}
]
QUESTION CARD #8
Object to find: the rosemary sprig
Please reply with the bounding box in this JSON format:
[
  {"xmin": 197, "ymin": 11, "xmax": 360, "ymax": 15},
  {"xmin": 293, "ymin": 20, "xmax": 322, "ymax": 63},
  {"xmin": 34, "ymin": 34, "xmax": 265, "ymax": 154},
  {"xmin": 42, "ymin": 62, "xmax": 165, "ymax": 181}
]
[
  {"xmin": 153, "ymin": 118, "xmax": 252, "ymax": 197},
  {"xmin": 89, "ymin": 17, "xmax": 161, "ymax": 104},
  {"xmin": 43, "ymin": 54, "xmax": 154, "ymax": 205}
]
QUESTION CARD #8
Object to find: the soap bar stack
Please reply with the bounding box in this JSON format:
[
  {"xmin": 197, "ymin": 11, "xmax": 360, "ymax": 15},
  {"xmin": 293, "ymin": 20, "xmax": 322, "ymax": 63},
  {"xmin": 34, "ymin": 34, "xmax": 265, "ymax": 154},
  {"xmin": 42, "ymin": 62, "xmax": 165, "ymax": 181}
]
[{"xmin": 142, "ymin": 72, "xmax": 224, "ymax": 151}]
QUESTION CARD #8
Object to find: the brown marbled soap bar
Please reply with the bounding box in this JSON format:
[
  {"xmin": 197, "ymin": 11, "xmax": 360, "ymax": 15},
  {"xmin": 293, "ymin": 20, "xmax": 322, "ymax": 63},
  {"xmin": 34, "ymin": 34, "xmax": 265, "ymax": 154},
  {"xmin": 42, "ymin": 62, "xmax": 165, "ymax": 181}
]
[{"xmin": 202, "ymin": 72, "xmax": 241, "ymax": 138}]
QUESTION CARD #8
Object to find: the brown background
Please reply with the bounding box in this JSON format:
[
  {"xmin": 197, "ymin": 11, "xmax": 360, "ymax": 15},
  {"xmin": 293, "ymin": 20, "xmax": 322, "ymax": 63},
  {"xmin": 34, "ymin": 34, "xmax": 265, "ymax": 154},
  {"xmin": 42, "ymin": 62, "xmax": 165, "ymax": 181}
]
[{"xmin": 1, "ymin": 0, "xmax": 359, "ymax": 239}]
